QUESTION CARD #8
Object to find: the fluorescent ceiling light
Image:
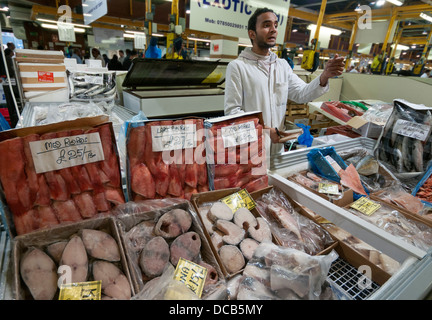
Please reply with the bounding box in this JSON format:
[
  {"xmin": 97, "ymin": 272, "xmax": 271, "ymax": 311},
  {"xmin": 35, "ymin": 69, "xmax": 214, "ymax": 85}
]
[
  {"xmin": 391, "ymin": 44, "xmax": 409, "ymax": 50},
  {"xmin": 355, "ymin": 3, "xmax": 362, "ymax": 12},
  {"xmin": 292, "ymin": 29, "xmax": 298, "ymax": 32},
  {"xmin": 386, "ymin": 0, "xmax": 403, "ymax": 6},
  {"xmin": 41, "ymin": 23, "xmax": 85, "ymax": 33},
  {"xmin": 123, "ymin": 33, "xmax": 135, "ymax": 38},
  {"xmin": 307, "ymin": 24, "xmax": 342, "ymax": 36},
  {"xmin": 152, "ymin": 33, "xmax": 165, "ymax": 37},
  {"xmin": 36, "ymin": 18, "xmax": 91, "ymax": 28},
  {"xmin": 420, "ymin": 12, "xmax": 432, "ymax": 23},
  {"xmin": 125, "ymin": 30, "xmax": 146, "ymax": 35},
  {"xmin": 187, "ymin": 37, "xmax": 211, "ymax": 43},
  {"xmin": 376, "ymin": 0, "xmax": 385, "ymax": 6}
]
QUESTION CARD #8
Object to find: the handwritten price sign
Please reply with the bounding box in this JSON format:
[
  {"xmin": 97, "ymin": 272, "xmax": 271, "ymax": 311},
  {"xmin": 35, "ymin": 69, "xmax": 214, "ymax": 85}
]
[
  {"xmin": 29, "ymin": 132, "xmax": 105, "ymax": 174},
  {"xmin": 221, "ymin": 121, "xmax": 258, "ymax": 148},
  {"xmin": 151, "ymin": 124, "xmax": 196, "ymax": 152}
]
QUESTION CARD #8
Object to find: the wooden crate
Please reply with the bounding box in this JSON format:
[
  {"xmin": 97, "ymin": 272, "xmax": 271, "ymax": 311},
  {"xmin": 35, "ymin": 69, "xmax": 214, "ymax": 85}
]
[
  {"xmin": 286, "ymin": 100, "xmax": 309, "ymax": 118},
  {"xmin": 308, "ymin": 111, "xmax": 340, "ymax": 136}
]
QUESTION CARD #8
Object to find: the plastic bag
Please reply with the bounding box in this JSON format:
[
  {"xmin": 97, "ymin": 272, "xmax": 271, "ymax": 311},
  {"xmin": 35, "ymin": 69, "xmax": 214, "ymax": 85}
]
[
  {"xmin": 114, "ymin": 201, "xmax": 224, "ymax": 298},
  {"xmin": 253, "ymin": 187, "xmax": 335, "ymax": 255},
  {"xmin": 296, "ymin": 123, "xmax": 313, "ymax": 147},
  {"xmin": 236, "ymin": 242, "xmax": 338, "ymax": 300},
  {"xmin": 374, "ymin": 99, "xmax": 432, "ymax": 179},
  {"xmin": 68, "ymin": 70, "xmax": 117, "ymax": 103}
]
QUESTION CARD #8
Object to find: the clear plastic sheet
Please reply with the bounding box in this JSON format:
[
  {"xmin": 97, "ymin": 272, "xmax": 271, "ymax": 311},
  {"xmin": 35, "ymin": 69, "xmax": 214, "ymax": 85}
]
[
  {"xmin": 236, "ymin": 242, "xmax": 338, "ymax": 300},
  {"xmin": 374, "ymin": 99, "xmax": 432, "ymax": 182},
  {"xmin": 347, "ymin": 202, "xmax": 432, "ymax": 252},
  {"xmin": 12, "ymin": 216, "xmax": 133, "ymax": 300},
  {"xmin": 114, "ymin": 201, "xmax": 225, "ymax": 299},
  {"xmin": 253, "ymin": 187, "xmax": 335, "ymax": 255},
  {"xmin": 68, "ymin": 70, "xmax": 117, "ymax": 103},
  {"xmin": 205, "ymin": 114, "xmax": 268, "ymax": 193},
  {"xmin": 375, "ymin": 184, "xmax": 430, "ymax": 216},
  {"xmin": 360, "ymin": 103, "xmax": 393, "ymax": 125}
]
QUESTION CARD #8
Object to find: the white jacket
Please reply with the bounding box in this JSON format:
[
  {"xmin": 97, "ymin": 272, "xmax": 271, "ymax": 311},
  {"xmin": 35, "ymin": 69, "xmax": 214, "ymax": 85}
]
[{"xmin": 224, "ymin": 48, "xmax": 329, "ymax": 154}]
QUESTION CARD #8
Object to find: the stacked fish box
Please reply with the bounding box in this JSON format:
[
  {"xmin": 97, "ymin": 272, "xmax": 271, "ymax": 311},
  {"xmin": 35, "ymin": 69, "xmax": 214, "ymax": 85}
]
[
  {"xmin": 12, "ymin": 216, "xmax": 134, "ymax": 300},
  {"xmin": 15, "ymin": 49, "xmax": 69, "ymax": 102},
  {"xmin": 125, "ymin": 117, "xmax": 209, "ymax": 202},
  {"xmin": 205, "ymin": 112, "xmax": 268, "ymax": 193},
  {"xmin": 114, "ymin": 200, "xmax": 225, "ymax": 298},
  {"xmin": 0, "ymin": 116, "xmax": 125, "ymax": 238}
]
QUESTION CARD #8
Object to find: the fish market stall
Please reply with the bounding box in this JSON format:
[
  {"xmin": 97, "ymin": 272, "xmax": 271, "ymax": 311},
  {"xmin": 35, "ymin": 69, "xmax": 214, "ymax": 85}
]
[
  {"xmin": 268, "ymin": 129, "xmax": 432, "ymax": 299},
  {"xmin": 122, "ymin": 58, "xmax": 228, "ymax": 118}
]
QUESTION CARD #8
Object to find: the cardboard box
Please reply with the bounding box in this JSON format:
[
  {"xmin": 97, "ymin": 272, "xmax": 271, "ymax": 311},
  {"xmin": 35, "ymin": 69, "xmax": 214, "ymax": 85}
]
[
  {"xmin": 18, "ymin": 63, "xmax": 67, "ymax": 92},
  {"xmin": 191, "ymin": 188, "xmax": 283, "ymax": 278},
  {"xmin": 0, "ymin": 115, "xmax": 124, "ymax": 239},
  {"xmin": 346, "ymin": 116, "xmax": 383, "ymax": 139},
  {"xmin": 116, "ymin": 200, "xmax": 225, "ymax": 296},
  {"xmin": 12, "ymin": 216, "xmax": 134, "ymax": 300},
  {"xmin": 288, "ymin": 170, "xmax": 354, "ymax": 207}
]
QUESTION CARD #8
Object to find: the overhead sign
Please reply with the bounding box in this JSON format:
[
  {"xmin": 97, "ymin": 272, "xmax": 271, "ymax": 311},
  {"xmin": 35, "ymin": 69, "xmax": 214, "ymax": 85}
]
[
  {"xmin": 58, "ymin": 23, "xmax": 76, "ymax": 42},
  {"xmin": 189, "ymin": 0, "xmax": 290, "ymax": 44},
  {"xmin": 82, "ymin": 0, "xmax": 108, "ymax": 25}
]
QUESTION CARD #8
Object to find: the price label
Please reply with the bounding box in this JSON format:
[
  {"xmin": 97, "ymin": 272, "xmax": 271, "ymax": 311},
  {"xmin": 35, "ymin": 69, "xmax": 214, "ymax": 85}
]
[
  {"xmin": 84, "ymin": 75, "xmax": 104, "ymax": 85},
  {"xmin": 318, "ymin": 183, "xmax": 340, "ymax": 195},
  {"xmin": 393, "ymin": 119, "xmax": 431, "ymax": 142},
  {"xmin": 29, "ymin": 132, "xmax": 105, "ymax": 174},
  {"xmin": 37, "ymin": 71, "xmax": 54, "ymax": 83},
  {"xmin": 220, "ymin": 189, "xmax": 256, "ymax": 213},
  {"xmin": 151, "ymin": 124, "xmax": 196, "ymax": 152},
  {"xmin": 59, "ymin": 281, "xmax": 101, "ymax": 300},
  {"xmin": 221, "ymin": 121, "xmax": 258, "ymax": 148},
  {"xmin": 173, "ymin": 258, "xmax": 207, "ymax": 298},
  {"xmin": 350, "ymin": 197, "xmax": 381, "ymax": 216}
]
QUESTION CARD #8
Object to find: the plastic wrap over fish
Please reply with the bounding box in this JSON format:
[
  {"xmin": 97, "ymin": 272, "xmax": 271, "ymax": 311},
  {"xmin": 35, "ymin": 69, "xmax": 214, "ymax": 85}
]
[
  {"xmin": 374, "ymin": 99, "xmax": 432, "ymax": 178},
  {"xmin": 347, "ymin": 202, "xmax": 432, "ymax": 252},
  {"xmin": 114, "ymin": 201, "xmax": 225, "ymax": 299},
  {"xmin": 68, "ymin": 70, "xmax": 117, "ymax": 102},
  {"xmin": 236, "ymin": 242, "xmax": 338, "ymax": 300},
  {"xmin": 254, "ymin": 187, "xmax": 335, "ymax": 255}
]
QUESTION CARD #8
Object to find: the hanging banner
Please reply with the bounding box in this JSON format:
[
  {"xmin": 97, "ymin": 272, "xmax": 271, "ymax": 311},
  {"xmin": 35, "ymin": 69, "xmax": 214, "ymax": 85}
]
[
  {"xmin": 58, "ymin": 23, "xmax": 76, "ymax": 42},
  {"xmin": 82, "ymin": 0, "xmax": 108, "ymax": 25},
  {"xmin": 189, "ymin": 0, "xmax": 290, "ymax": 44}
]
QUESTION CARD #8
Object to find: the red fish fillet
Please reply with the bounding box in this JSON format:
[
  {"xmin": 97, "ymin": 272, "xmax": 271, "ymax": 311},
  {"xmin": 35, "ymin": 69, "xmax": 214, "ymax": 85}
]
[
  {"xmin": 144, "ymin": 121, "xmax": 169, "ymax": 196},
  {"xmin": 0, "ymin": 137, "xmax": 31, "ymax": 215},
  {"xmin": 13, "ymin": 209, "xmax": 38, "ymax": 235},
  {"xmin": 339, "ymin": 164, "xmax": 367, "ymax": 195},
  {"xmin": 168, "ymin": 163, "xmax": 183, "ymax": 197},
  {"xmin": 56, "ymin": 130, "xmax": 81, "ymax": 194},
  {"xmin": 22, "ymin": 134, "xmax": 40, "ymax": 203},
  {"xmin": 52, "ymin": 200, "xmax": 82, "ymax": 223},
  {"xmin": 37, "ymin": 205, "xmax": 59, "ymax": 229},
  {"xmin": 244, "ymin": 175, "xmax": 268, "ymax": 193},
  {"xmin": 34, "ymin": 175, "xmax": 51, "ymax": 206},
  {"xmin": 93, "ymin": 191, "xmax": 111, "ymax": 212},
  {"xmin": 128, "ymin": 125, "xmax": 146, "ymax": 168},
  {"xmin": 131, "ymin": 163, "xmax": 156, "ymax": 199},
  {"xmin": 69, "ymin": 165, "xmax": 93, "ymax": 192},
  {"xmin": 96, "ymin": 124, "xmax": 121, "ymax": 187},
  {"xmin": 105, "ymin": 187, "xmax": 125, "ymax": 206},
  {"xmin": 73, "ymin": 192, "xmax": 98, "ymax": 218}
]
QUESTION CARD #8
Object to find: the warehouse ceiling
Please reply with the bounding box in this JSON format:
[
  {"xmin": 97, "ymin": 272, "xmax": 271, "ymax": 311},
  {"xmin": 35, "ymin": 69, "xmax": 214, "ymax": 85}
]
[{"xmin": 2, "ymin": 0, "xmax": 432, "ymax": 44}]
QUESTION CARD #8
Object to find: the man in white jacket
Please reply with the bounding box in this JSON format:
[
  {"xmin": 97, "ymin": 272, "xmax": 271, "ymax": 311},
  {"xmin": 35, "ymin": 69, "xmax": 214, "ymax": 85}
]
[{"xmin": 224, "ymin": 7, "xmax": 345, "ymax": 154}]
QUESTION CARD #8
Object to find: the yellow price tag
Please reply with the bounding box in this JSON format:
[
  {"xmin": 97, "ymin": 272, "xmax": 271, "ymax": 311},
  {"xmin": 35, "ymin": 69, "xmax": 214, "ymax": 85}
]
[
  {"xmin": 220, "ymin": 189, "xmax": 256, "ymax": 213},
  {"xmin": 350, "ymin": 197, "xmax": 381, "ymax": 216},
  {"xmin": 59, "ymin": 281, "xmax": 101, "ymax": 300},
  {"xmin": 173, "ymin": 258, "xmax": 208, "ymax": 298},
  {"xmin": 318, "ymin": 183, "xmax": 340, "ymax": 195}
]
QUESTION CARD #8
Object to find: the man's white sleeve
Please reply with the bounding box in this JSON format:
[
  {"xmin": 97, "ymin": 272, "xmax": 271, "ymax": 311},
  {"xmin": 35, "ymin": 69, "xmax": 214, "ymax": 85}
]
[
  {"xmin": 224, "ymin": 62, "xmax": 246, "ymax": 116},
  {"xmin": 287, "ymin": 71, "xmax": 329, "ymax": 104}
]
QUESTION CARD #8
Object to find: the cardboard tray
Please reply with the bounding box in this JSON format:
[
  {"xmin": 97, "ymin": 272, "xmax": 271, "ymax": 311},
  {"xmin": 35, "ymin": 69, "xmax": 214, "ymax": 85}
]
[
  {"xmin": 249, "ymin": 186, "xmax": 338, "ymax": 256},
  {"xmin": 287, "ymin": 170, "xmax": 354, "ymax": 207},
  {"xmin": 12, "ymin": 216, "xmax": 134, "ymax": 300},
  {"xmin": 190, "ymin": 188, "xmax": 282, "ymax": 278},
  {"xmin": 115, "ymin": 200, "xmax": 225, "ymax": 296},
  {"xmin": 0, "ymin": 116, "xmax": 124, "ymax": 239}
]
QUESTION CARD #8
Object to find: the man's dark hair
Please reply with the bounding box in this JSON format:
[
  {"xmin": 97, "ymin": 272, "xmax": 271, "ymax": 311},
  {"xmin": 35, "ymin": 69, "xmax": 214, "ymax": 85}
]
[{"xmin": 248, "ymin": 7, "xmax": 275, "ymax": 32}]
